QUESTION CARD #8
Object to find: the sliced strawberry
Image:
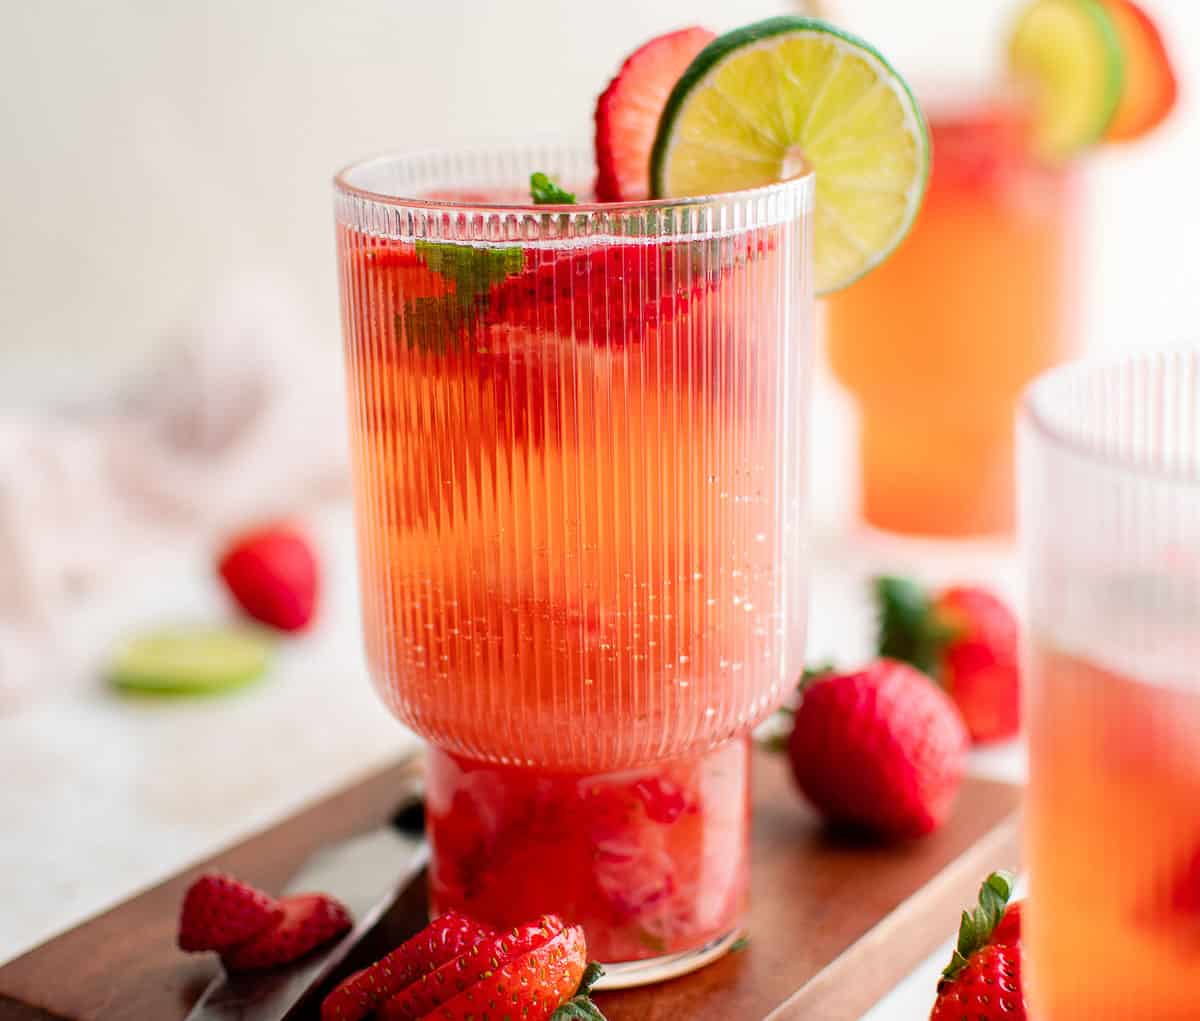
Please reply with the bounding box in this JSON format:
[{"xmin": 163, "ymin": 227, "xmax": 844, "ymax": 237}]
[
  {"xmin": 221, "ymin": 893, "xmax": 352, "ymax": 971},
  {"xmin": 218, "ymin": 523, "xmax": 320, "ymax": 633},
  {"xmin": 378, "ymin": 915, "xmax": 563, "ymax": 1021},
  {"xmin": 594, "ymin": 27, "xmax": 716, "ymax": 201},
  {"xmin": 177, "ymin": 872, "xmax": 282, "ymax": 953},
  {"xmin": 430, "ymin": 924, "xmax": 588, "ymax": 1021},
  {"xmin": 321, "ymin": 911, "xmax": 492, "ymax": 1021},
  {"xmin": 1102, "ymin": 0, "xmax": 1179, "ymax": 143},
  {"xmin": 484, "ymin": 244, "xmax": 699, "ymax": 348}
]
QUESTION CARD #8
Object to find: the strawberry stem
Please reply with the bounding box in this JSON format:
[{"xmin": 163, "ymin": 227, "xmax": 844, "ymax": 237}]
[
  {"xmin": 875, "ymin": 576, "xmax": 959, "ymax": 678},
  {"xmin": 941, "ymin": 871, "xmax": 1017, "ymax": 981},
  {"xmin": 550, "ymin": 962, "xmax": 608, "ymax": 1020}
]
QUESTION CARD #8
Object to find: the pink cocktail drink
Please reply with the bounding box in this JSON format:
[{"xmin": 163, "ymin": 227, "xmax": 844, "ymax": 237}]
[{"xmin": 335, "ymin": 148, "xmax": 813, "ymax": 980}]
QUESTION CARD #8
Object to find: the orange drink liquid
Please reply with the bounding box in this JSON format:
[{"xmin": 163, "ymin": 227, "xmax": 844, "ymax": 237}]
[
  {"xmin": 335, "ymin": 150, "xmax": 813, "ymax": 977},
  {"xmin": 1026, "ymin": 645, "xmax": 1200, "ymax": 1018},
  {"xmin": 1021, "ymin": 349, "xmax": 1200, "ymax": 1016},
  {"xmin": 827, "ymin": 93, "xmax": 1079, "ymax": 536}
]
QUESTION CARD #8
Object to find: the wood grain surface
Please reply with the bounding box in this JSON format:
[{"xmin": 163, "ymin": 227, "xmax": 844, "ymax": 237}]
[{"xmin": 0, "ymin": 750, "xmax": 1020, "ymax": 1021}]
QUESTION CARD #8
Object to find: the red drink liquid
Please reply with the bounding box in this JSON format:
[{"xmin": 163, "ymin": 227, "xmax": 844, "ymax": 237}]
[{"xmin": 336, "ymin": 163, "xmax": 811, "ymax": 976}]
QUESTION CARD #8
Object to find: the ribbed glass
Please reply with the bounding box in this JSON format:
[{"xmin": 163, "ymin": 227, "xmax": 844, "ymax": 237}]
[
  {"xmin": 334, "ymin": 146, "xmax": 814, "ymax": 773},
  {"xmin": 1020, "ymin": 348, "xmax": 1200, "ymax": 1019}
]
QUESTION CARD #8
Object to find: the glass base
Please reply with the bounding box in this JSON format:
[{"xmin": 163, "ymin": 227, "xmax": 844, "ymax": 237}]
[
  {"xmin": 596, "ymin": 927, "xmax": 745, "ymax": 989},
  {"xmin": 425, "ymin": 739, "xmax": 751, "ymax": 970}
]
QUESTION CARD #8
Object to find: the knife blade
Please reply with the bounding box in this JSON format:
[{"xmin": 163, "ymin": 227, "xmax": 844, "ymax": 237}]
[{"xmin": 185, "ymin": 783, "xmax": 429, "ymax": 1021}]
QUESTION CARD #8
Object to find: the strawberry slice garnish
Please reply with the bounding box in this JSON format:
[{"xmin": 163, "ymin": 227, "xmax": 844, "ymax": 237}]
[
  {"xmin": 177, "ymin": 872, "xmax": 282, "ymax": 953},
  {"xmin": 432, "ymin": 924, "xmax": 589, "ymax": 1021},
  {"xmin": 930, "ymin": 872, "xmax": 1027, "ymax": 1021},
  {"xmin": 218, "ymin": 522, "xmax": 320, "ymax": 633},
  {"xmin": 221, "ymin": 893, "xmax": 352, "ymax": 971},
  {"xmin": 1102, "ymin": 0, "xmax": 1179, "ymax": 143},
  {"xmin": 594, "ymin": 27, "xmax": 716, "ymax": 201},
  {"xmin": 320, "ymin": 911, "xmax": 492, "ymax": 1021},
  {"xmin": 876, "ymin": 577, "xmax": 1020, "ymax": 744},
  {"xmin": 378, "ymin": 915, "xmax": 564, "ymax": 1020}
]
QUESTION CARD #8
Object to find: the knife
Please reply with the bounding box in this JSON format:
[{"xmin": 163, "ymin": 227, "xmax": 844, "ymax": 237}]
[{"xmin": 185, "ymin": 780, "xmax": 429, "ymax": 1021}]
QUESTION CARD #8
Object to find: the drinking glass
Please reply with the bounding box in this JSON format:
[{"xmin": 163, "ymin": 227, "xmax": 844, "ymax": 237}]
[
  {"xmin": 828, "ymin": 85, "xmax": 1080, "ymax": 536},
  {"xmin": 333, "ymin": 146, "xmax": 814, "ymax": 985},
  {"xmin": 1021, "ymin": 347, "xmax": 1200, "ymax": 1017}
]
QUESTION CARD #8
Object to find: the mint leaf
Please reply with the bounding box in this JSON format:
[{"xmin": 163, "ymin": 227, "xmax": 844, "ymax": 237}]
[
  {"xmin": 413, "ymin": 240, "xmax": 523, "ymax": 301},
  {"xmin": 396, "ymin": 241, "xmax": 523, "ymax": 355},
  {"xmin": 531, "ymin": 172, "xmax": 577, "ymax": 205}
]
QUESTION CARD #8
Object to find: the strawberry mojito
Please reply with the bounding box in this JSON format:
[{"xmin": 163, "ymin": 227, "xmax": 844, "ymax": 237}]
[{"xmin": 335, "ymin": 16, "xmax": 928, "ymax": 984}]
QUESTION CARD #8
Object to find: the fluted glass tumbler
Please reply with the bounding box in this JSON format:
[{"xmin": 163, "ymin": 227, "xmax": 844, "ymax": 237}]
[
  {"xmin": 1020, "ymin": 348, "xmax": 1200, "ymax": 1018},
  {"xmin": 334, "ymin": 147, "xmax": 814, "ymax": 985}
]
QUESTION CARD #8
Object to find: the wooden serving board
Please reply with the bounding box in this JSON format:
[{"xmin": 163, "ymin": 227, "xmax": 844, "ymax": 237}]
[{"xmin": 0, "ymin": 750, "xmax": 1019, "ymax": 1021}]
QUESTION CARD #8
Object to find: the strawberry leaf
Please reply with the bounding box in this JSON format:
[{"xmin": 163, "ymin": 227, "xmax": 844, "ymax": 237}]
[
  {"xmin": 550, "ymin": 962, "xmax": 608, "ymax": 1020},
  {"xmin": 875, "ymin": 576, "xmax": 959, "ymax": 678},
  {"xmin": 941, "ymin": 870, "xmax": 1017, "ymax": 981}
]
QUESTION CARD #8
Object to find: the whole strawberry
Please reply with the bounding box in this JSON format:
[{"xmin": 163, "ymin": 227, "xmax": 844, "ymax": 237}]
[
  {"xmin": 787, "ymin": 660, "xmax": 969, "ymax": 839},
  {"xmin": 218, "ymin": 522, "xmax": 319, "ymax": 632},
  {"xmin": 876, "ymin": 576, "xmax": 1020, "ymax": 743},
  {"xmin": 930, "ymin": 871, "xmax": 1026, "ymax": 1021}
]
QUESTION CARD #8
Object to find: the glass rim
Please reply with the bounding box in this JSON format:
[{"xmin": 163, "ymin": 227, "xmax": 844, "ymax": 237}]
[
  {"xmin": 1022, "ymin": 344, "xmax": 1200, "ymax": 488},
  {"xmin": 332, "ymin": 142, "xmax": 816, "ymax": 215}
]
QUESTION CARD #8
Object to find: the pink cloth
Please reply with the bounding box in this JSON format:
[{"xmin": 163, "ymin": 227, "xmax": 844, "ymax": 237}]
[{"xmin": 0, "ymin": 276, "xmax": 349, "ymax": 712}]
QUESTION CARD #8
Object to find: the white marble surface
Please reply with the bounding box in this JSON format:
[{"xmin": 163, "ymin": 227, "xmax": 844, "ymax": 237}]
[{"xmin": 0, "ymin": 502, "xmax": 1025, "ymax": 1018}]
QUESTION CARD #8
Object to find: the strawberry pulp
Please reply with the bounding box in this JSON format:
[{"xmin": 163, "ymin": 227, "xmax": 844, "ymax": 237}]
[{"xmin": 426, "ymin": 740, "xmax": 750, "ymax": 963}]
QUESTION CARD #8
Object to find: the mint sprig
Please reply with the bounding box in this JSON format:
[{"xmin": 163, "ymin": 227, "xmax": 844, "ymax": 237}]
[
  {"xmin": 550, "ymin": 962, "xmax": 608, "ymax": 1020},
  {"xmin": 941, "ymin": 871, "xmax": 1016, "ymax": 981},
  {"xmin": 395, "ymin": 240, "xmax": 523, "ymax": 355},
  {"xmin": 531, "ymin": 172, "xmax": 577, "ymax": 205}
]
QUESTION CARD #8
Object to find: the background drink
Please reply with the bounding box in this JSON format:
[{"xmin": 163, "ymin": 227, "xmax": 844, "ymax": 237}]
[
  {"xmin": 828, "ymin": 90, "xmax": 1078, "ymax": 536},
  {"xmin": 335, "ymin": 148, "xmax": 813, "ymax": 976},
  {"xmin": 1021, "ymin": 348, "xmax": 1200, "ymax": 1018},
  {"xmin": 1027, "ymin": 645, "xmax": 1200, "ymax": 1018}
]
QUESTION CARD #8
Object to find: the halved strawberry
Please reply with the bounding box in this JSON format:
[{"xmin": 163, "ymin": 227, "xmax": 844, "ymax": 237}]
[
  {"xmin": 483, "ymin": 244, "xmax": 700, "ymax": 348},
  {"xmin": 321, "ymin": 911, "xmax": 492, "ymax": 1021},
  {"xmin": 177, "ymin": 872, "xmax": 282, "ymax": 953},
  {"xmin": 594, "ymin": 27, "xmax": 716, "ymax": 201},
  {"xmin": 221, "ymin": 893, "xmax": 352, "ymax": 971},
  {"xmin": 431, "ymin": 924, "xmax": 588, "ymax": 1021},
  {"xmin": 1102, "ymin": 0, "xmax": 1179, "ymax": 142},
  {"xmin": 378, "ymin": 915, "xmax": 564, "ymax": 1020}
]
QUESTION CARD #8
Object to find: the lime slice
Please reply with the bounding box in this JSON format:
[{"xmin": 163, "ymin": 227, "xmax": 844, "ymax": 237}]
[
  {"xmin": 1008, "ymin": 0, "xmax": 1124, "ymax": 160},
  {"xmin": 109, "ymin": 626, "xmax": 273, "ymax": 695},
  {"xmin": 649, "ymin": 16, "xmax": 929, "ymax": 295}
]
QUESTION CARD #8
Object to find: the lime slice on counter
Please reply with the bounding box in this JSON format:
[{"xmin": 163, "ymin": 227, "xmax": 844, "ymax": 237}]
[
  {"xmin": 109, "ymin": 626, "xmax": 273, "ymax": 695},
  {"xmin": 649, "ymin": 16, "xmax": 929, "ymax": 295},
  {"xmin": 1008, "ymin": 0, "xmax": 1125, "ymax": 160}
]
